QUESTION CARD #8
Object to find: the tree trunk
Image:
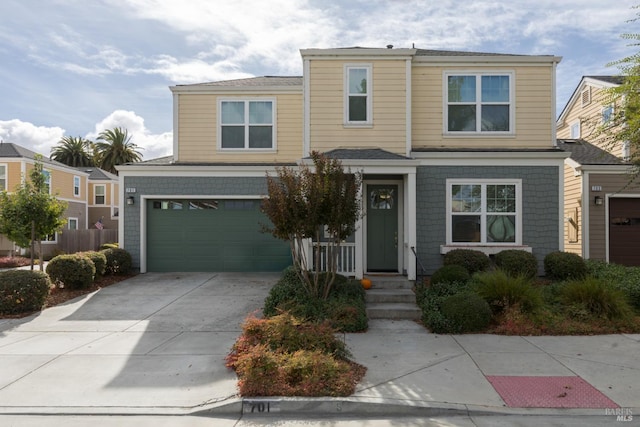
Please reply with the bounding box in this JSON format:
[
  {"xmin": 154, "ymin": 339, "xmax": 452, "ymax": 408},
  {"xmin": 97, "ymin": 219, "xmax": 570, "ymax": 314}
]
[{"xmin": 30, "ymin": 221, "xmax": 35, "ymax": 271}]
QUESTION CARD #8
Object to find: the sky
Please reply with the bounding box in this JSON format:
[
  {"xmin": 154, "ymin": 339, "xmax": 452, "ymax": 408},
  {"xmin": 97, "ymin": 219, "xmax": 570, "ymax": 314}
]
[{"xmin": 0, "ymin": 0, "xmax": 638, "ymax": 161}]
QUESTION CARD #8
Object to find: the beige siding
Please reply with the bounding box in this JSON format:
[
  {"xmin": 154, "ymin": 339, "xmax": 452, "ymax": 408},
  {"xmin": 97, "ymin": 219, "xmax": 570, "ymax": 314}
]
[
  {"xmin": 308, "ymin": 59, "xmax": 407, "ymax": 155},
  {"xmin": 587, "ymin": 173, "xmax": 640, "ymax": 261},
  {"xmin": 557, "ymin": 84, "xmax": 626, "ymax": 157},
  {"xmin": 5, "ymin": 161, "xmax": 23, "ymax": 191},
  {"xmin": 177, "ymin": 92, "xmax": 303, "ymax": 163},
  {"xmin": 563, "ymin": 163, "xmax": 583, "ymax": 255},
  {"xmin": 412, "ymin": 65, "xmax": 555, "ymax": 149}
]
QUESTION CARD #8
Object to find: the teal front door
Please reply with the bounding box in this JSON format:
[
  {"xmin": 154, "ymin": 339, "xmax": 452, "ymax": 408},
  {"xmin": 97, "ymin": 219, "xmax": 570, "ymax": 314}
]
[{"xmin": 366, "ymin": 184, "xmax": 398, "ymax": 272}]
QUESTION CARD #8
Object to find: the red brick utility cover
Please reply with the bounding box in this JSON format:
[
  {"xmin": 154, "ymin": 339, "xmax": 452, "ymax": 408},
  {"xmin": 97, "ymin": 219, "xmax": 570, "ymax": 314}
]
[{"xmin": 486, "ymin": 376, "xmax": 619, "ymax": 408}]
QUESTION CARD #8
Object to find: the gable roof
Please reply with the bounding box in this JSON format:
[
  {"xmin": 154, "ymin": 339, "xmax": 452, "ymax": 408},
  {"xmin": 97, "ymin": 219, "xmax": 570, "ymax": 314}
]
[
  {"xmin": 172, "ymin": 76, "xmax": 302, "ymax": 91},
  {"xmin": 0, "ymin": 141, "xmax": 79, "ymax": 170},
  {"xmin": 557, "ymin": 75, "xmax": 623, "ymax": 124},
  {"xmin": 556, "ymin": 138, "xmax": 626, "ymax": 165},
  {"xmin": 322, "ymin": 148, "xmax": 411, "ymax": 160},
  {"xmin": 76, "ymin": 166, "xmax": 118, "ymax": 181}
]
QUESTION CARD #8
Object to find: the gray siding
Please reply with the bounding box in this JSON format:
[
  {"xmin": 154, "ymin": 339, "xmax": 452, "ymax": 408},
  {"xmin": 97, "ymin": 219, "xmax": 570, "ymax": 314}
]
[
  {"xmin": 416, "ymin": 166, "xmax": 560, "ymax": 275},
  {"xmin": 122, "ymin": 176, "xmax": 271, "ymax": 269}
]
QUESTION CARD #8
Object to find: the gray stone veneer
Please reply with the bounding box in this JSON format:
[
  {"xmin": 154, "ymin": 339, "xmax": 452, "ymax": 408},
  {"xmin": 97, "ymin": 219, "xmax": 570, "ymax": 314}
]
[
  {"xmin": 122, "ymin": 176, "xmax": 271, "ymax": 269},
  {"xmin": 416, "ymin": 166, "xmax": 560, "ymax": 275}
]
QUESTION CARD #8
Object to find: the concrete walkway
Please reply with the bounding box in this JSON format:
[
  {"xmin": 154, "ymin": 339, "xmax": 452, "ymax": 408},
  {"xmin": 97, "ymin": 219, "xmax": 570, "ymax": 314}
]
[{"xmin": 0, "ymin": 272, "xmax": 638, "ymax": 423}]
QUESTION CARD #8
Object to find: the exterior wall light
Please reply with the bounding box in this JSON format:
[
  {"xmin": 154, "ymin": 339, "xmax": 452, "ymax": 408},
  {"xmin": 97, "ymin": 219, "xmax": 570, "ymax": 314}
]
[
  {"xmin": 127, "ymin": 196, "xmax": 135, "ymax": 205},
  {"xmin": 594, "ymin": 195, "xmax": 603, "ymax": 206}
]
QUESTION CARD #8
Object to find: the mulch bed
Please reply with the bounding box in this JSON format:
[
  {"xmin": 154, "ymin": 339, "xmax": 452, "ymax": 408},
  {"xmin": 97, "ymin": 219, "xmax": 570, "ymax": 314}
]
[{"xmin": 1, "ymin": 272, "xmax": 137, "ymax": 320}]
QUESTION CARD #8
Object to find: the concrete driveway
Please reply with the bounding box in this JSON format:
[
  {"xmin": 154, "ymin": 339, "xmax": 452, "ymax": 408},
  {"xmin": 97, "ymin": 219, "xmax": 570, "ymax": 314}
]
[{"xmin": 0, "ymin": 272, "xmax": 279, "ymax": 414}]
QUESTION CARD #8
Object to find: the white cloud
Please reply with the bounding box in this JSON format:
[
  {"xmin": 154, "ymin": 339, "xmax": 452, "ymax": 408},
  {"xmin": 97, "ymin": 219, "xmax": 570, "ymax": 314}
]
[
  {"xmin": 88, "ymin": 110, "xmax": 173, "ymax": 160},
  {"xmin": 0, "ymin": 119, "xmax": 65, "ymax": 156}
]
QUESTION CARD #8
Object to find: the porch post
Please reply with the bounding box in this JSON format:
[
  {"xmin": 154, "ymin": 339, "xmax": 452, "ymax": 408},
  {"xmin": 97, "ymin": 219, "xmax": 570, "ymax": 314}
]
[
  {"xmin": 407, "ymin": 172, "xmax": 417, "ymax": 280},
  {"xmin": 354, "ymin": 180, "xmax": 364, "ymax": 279}
]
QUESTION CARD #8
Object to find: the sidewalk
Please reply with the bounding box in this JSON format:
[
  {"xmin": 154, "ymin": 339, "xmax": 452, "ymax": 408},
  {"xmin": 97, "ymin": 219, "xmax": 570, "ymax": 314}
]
[{"xmin": 0, "ymin": 272, "xmax": 638, "ymax": 421}]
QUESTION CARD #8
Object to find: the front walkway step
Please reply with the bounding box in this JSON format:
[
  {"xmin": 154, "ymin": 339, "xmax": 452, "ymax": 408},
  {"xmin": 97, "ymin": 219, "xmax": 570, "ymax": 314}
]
[
  {"xmin": 366, "ymin": 303, "xmax": 422, "ymax": 320},
  {"xmin": 365, "ymin": 288, "xmax": 415, "ymax": 304}
]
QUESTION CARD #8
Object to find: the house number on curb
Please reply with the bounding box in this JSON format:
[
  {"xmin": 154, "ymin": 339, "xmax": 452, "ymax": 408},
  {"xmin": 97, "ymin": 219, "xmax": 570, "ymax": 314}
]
[{"xmin": 243, "ymin": 400, "xmax": 280, "ymax": 413}]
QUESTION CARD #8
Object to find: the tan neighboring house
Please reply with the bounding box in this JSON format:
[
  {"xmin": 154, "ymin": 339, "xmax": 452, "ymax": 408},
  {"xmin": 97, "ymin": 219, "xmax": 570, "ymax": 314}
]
[
  {"xmin": 556, "ymin": 76, "xmax": 640, "ymax": 266},
  {"xmin": 118, "ymin": 46, "xmax": 568, "ymax": 276},
  {"xmin": 0, "ymin": 142, "xmax": 119, "ymax": 256}
]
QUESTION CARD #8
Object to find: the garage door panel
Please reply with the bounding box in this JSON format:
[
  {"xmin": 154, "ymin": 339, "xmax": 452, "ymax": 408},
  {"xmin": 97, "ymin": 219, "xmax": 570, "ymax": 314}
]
[
  {"xmin": 609, "ymin": 198, "xmax": 640, "ymax": 266},
  {"xmin": 146, "ymin": 198, "xmax": 291, "ymax": 272}
]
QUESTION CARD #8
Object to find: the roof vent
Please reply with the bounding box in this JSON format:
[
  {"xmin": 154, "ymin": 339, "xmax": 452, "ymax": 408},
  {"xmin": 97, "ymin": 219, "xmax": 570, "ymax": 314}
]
[
  {"xmin": 581, "ymin": 87, "xmax": 591, "ymax": 107},
  {"xmin": 387, "ymin": 44, "xmax": 393, "ymax": 49}
]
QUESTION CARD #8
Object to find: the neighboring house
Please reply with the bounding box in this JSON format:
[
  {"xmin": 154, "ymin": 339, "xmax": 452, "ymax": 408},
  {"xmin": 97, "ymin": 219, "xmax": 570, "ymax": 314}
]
[
  {"xmin": 557, "ymin": 76, "xmax": 640, "ymax": 266},
  {"xmin": 77, "ymin": 166, "xmax": 120, "ymax": 230},
  {"xmin": 0, "ymin": 142, "xmax": 89, "ymax": 255},
  {"xmin": 118, "ymin": 46, "xmax": 568, "ymax": 277}
]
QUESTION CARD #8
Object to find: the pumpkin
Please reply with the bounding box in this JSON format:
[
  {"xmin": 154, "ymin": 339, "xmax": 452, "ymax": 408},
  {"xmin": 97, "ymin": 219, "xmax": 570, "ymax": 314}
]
[{"xmin": 361, "ymin": 278, "xmax": 372, "ymax": 290}]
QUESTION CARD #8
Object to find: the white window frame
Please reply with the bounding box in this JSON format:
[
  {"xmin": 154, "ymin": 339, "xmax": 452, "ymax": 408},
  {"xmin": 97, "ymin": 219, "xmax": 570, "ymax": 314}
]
[
  {"xmin": 602, "ymin": 104, "xmax": 614, "ymax": 126},
  {"xmin": 444, "ymin": 71, "xmax": 515, "ymax": 136},
  {"xmin": 42, "ymin": 169, "xmax": 51, "ymax": 194},
  {"xmin": 68, "ymin": 217, "xmax": 78, "ymax": 230},
  {"xmin": 217, "ymin": 98, "xmax": 277, "ymax": 151},
  {"xmin": 446, "ymin": 179, "xmax": 522, "ymax": 246},
  {"xmin": 73, "ymin": 175, "xmax": 81, "ymax": 197},
  {"xmin": 570, "ymin": 120, "xmax": 581, "ymax": 139},
  {"xmin": 0, "ymin": 164, "xmax": 6, "ymax": 191},
  {"xmin": 95, "ymin": 184, "xmax": 106, "ymax": 205},
  {"xmin": 344, "ymin": 64, "xmax": 373, "ymax": 127}
]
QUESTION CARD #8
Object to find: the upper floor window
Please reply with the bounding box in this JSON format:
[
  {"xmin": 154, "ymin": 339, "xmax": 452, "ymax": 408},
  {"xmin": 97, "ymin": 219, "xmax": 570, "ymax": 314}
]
[
  {"xmin": 344, "ymin": 65, "xmax": 372, "ymax": 125},
  {"xmin": 95, "ymin": 185, "xmax": 105, "ymax": 205},
  {"xmin": 42, "ymin": 170, "xmax": 51, "ymax": 194},
  {"xmin": 73, "ymin": 176, "xmax": 81, "ymax": 197},
  {"xmin": 570, "ymin": 121, "xmax": 581, "ymax": 139},
  {"xmin": 0, "ymin": 164, "xmax": 6, "ymax": 191},
  {"xmin": 602, "ymin": 105, "xmax": 614, "ymax": 125},
  {"xmin": 219, "ymin": 99, "xmax": 275, "ymax": 150},
  {"xmin": 447, "ymin": 179, "xmax": 522, "ymax": 245},
  {"xmin": 446, "ymin": 73, "xmax": 513, "ymax": 134}
]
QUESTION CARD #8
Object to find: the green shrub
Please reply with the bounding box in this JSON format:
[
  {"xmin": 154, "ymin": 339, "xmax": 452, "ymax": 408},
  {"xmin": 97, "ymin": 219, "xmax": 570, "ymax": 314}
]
[
  {"xmin": 101, "ymin": 248, "xmax": 132, "ymax": 275},
  {"xmin": 439, "ymin": 292, "xmax": 492, "ymax": 333},
  {"xmin": 443, "ymin": 249, "xmax": 490, "ymax": 274},
  {"xmin": 0, "ymin": 270, "xmax": 51, "ymax": 314},
  {"xmin": 0, "ymin": 256, "xmax": 31, "ymax": 269},
  {"xmin": 543, "ymin": 251, "xmax": 587, "ymax": 281},
  {"xmin": 419, "ymin": 280, "xmax": 470, "ymax": 333},
  {"xmin": 560, "ymin": 276, "xmax": 633, "ymax": 320},
  {"xmin": 430, "ymin": 265, "xmax": 471, "ymax": 286},
  {"xmin": 472, "ymin": 269, "xmax": 542, "ymax": 313},
  {"xmin": 586, "ymin": 259, "xmax": 640, "ymax": 311},
  {"xmin": 495, "ymin": 250, "xmax": 539, "ymax": 278},
  {"xmin": 99, "ymin": 242, "xmax": 119, "ymax": 250},
  {"xmin": 46, "ymin": 254, "xmax": 95, "ymax": 290},
  {"xmin": 79, "ymin": 251, "xmax": 107, "ymax": 278},
  {"xmin": 263, "ymin": 267, "xmax": 367, "ymax": 332}
]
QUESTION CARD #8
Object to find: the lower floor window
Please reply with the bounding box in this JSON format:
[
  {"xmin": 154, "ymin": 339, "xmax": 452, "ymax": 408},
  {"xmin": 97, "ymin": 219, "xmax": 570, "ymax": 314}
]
[{"xmin": 447, "ymin": 179, "xmax": 521, "ymax": 245}]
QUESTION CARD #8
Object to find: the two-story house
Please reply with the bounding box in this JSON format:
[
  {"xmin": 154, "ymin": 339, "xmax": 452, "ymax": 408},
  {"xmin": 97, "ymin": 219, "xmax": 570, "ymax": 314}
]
[
  {"xmin": 556, "ymin": 76, "xmax": 640, "ymax": 266},
  {"xmin": 118, "ymin": 46, "xmax": 568, "ymax": 278},
  {"xmin": 0, "ymin": 142, "xmax": 120, "ymax": 256}
]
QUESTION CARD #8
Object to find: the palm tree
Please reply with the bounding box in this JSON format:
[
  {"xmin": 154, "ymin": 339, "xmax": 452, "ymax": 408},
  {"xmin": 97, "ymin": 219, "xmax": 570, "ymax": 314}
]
[
  {"xmin": 50, "ymin": 136, "xmax": 94, "ymax": 167},
  {"xmin": 94, "ymin": 127, "xmax": 143, "ymax": 174}
]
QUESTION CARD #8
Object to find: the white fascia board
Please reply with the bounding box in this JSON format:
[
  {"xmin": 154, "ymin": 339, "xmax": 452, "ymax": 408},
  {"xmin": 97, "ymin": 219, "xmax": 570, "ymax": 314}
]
[
  {"xmin": 300, "ymin": 48, "xmax": 416, "ymax": 59},
  {"xmin": 412, "ymin": 150, "xmax": 569, "ymax": 166},
  {"xmin": 170, "ymin": 85, "xmax": 301, "ymax": 94},
  {"xmin": 578, "ymin": 164, "xmax": 636, "ymax": 173},
  {"xmin": 118, "ymin": 164, "xmax": 290, "ymax": 177},
  {"xmin": 565, "ymin": 157, "xmax": 582, "ymax": 171},
  {"xmin": 413, "ymin": 56, "xmax": 562, "ymax": 65}
]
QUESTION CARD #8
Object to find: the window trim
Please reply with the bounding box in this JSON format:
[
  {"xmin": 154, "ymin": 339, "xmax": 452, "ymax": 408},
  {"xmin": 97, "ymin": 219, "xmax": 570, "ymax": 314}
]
[
  {"xmin": 344, "ymin": 64, "xmax": 373, "ymax": 127},
  {"xmin": 443, "ymin": 71, "xmax": 515, "ymax": 136},
  {"xmin": 570, "ymin": 120, "xmax": 581, "ymax": 139},
  {"xmin": 94, "ymin": 184, "xmax": 106, "ymax": 205},
  {"xmin": 73, "ymin": 175, "xmax": 81, "ymax": 197},
  {"xmin": 42, "ymin": 169, "xmax": 51, "ymax": 194},
  {"xmin": 217, "ymin": 98, "xmax": 277, "ymax": 152},
  {"xmin": 445, "ymin": 179, "xmax": 523, "ymax": 246},
  {"xmin": 68, "ymin": 217, "xmax": 78, "ymax": 230},
  {"xmin": 0, "ymin": 163, "xmax": 7, "ymax": 191}
]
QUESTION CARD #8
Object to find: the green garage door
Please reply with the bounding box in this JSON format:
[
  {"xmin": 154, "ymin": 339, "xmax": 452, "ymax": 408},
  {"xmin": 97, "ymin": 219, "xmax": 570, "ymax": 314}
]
[{"xmin": 146, "ymin": 199, "xmax": 292, "ymax": 272}]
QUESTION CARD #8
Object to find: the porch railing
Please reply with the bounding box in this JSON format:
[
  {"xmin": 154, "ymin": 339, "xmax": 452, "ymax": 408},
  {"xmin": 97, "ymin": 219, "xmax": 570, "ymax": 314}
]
[{"xmin": 312, "ymin": 243, "xmax": 356, "ymax": 276}]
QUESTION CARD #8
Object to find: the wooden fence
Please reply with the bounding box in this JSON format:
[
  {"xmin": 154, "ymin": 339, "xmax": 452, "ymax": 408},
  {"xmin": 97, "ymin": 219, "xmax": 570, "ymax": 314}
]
[{"xmin": 57, "ymin": 229, "xmax": 118, "ymax": 254}]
